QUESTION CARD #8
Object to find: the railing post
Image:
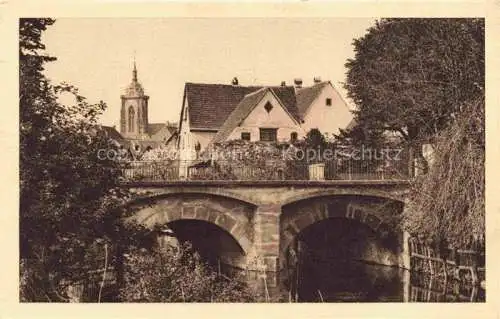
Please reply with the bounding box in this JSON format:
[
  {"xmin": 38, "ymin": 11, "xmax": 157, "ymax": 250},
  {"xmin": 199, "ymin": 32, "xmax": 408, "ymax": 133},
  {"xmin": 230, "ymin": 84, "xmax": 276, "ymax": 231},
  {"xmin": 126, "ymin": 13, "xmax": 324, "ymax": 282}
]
[{"xmin": 348, "ymin": 160, "xmax": 352, "ymax": 180}]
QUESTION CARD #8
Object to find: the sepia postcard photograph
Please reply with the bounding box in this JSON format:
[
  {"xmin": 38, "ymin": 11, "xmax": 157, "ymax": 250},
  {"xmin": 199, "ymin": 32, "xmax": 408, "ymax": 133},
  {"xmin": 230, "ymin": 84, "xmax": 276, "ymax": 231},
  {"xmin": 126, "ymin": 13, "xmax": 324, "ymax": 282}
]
[{"xmin": 1, "ymin": 1, "xmax": 498, "ymax": 318}]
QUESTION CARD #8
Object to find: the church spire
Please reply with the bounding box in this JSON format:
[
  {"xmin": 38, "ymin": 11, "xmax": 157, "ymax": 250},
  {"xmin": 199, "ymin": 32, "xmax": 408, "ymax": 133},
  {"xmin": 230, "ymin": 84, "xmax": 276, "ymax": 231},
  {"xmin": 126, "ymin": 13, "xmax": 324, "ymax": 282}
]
[
  {"xmin": 124, "ymin": 55, "xmax": 145, "ymax": 97},
  {"xmin": 133, "ymin": 55, "xmax": 138, "ymax": 82}
]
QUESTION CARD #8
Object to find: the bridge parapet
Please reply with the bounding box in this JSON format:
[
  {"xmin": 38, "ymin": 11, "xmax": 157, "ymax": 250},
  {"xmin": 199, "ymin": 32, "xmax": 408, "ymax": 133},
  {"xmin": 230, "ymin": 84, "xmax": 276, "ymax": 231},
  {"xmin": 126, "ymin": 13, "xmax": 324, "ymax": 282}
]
[{"xmin": 120, "ymin": 157, "xmax": 414, "ymax": 183}]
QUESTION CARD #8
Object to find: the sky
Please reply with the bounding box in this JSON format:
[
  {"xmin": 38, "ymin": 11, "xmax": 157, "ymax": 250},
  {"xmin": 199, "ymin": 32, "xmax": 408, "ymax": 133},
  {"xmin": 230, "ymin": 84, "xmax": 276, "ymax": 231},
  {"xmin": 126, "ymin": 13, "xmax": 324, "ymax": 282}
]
[{"xmin": 42, "ymin": 18, "xmax": 377, "ymax": 127}]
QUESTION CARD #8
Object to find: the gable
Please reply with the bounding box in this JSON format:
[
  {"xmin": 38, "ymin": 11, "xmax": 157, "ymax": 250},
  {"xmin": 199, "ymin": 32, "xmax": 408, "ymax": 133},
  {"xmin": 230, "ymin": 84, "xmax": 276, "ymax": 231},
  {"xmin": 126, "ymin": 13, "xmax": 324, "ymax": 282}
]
[
  {"xmin": 210, "ymin": 88, "xmax": 301, "ymax": 145},
  {"xmin": 239, "ymin": 90, "xmax": 299, "ymax": 129},
  {"xmin": 301, "ymin": 82, "xmax": 354, "ymax": 135},
  {"xmin": 184, "ymin": 83, "xmax": 301, "ymax": 131},
  {"xmin": 296, "ymin": 82, "xmax": 330, "ymax": 117}
]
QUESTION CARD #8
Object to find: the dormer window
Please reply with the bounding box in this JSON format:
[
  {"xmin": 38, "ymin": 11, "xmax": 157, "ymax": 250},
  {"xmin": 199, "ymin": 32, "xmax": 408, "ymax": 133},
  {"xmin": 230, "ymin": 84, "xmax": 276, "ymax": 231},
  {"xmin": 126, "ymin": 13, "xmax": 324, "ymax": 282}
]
[
  {"xmin": 264, "ymin": 101, "xmax": 273, "ymax": 113},
  {"xmin": 326, "ymin": 98, "xmax": 332, "ymax": 106}
]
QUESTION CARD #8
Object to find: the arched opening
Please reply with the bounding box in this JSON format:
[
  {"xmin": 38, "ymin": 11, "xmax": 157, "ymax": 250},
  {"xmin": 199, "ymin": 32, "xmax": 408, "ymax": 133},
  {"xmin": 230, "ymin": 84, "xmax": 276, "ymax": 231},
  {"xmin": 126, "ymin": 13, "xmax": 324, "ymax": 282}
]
[
  {"xmin": 284, "ymin": 218, "xmax": 404, "ymax": 302},
  {"xmin": 128, "ymin": 106, "xmax": 135, "ymax": 132},
  {"xmin": 280, "ymin": 195, "xmax": 406, "ymax": 302},
  {"xmin": 160, "ymin": 220, "xmax": 246, "ymax": 276}
]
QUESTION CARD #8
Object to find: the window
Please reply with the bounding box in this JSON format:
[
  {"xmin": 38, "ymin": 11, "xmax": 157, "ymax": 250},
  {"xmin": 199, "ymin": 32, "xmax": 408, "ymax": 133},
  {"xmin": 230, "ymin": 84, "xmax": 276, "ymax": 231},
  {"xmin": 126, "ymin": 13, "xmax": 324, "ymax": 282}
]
[
  {"xmin": 241, "ymin": 132, "xmax": 251, "ymax": 141},
  {"xmin": 260, "ymin": 128, "xmax": 277, "ymax": 142},
  {"xmin": 128, "ymin": 106, "xmax": 135, "ymax": 132},
  {"xmin": 326, "ymin": 98, "xmax": 332, "ymax": 106},
  {"xmin": 264, "ymin": 101, "xmax": 273, "ymax": 113},
  {"xmin": 290, "ymin": 132, "xmax": 298, "ymax": 143}
]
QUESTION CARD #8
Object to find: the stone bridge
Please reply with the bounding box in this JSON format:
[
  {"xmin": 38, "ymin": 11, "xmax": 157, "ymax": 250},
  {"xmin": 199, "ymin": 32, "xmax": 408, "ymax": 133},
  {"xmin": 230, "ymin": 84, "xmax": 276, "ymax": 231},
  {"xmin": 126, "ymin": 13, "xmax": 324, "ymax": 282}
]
[{"xmin": 122, "ymin": 180, "xmax": 411, "ymax": 292}]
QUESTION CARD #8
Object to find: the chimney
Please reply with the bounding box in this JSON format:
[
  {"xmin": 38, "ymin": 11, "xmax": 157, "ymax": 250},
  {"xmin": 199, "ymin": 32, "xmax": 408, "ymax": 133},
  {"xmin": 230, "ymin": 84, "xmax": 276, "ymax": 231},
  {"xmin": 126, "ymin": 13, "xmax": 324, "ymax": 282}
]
[
  {"xmin": 231, "ymin": 77, "xmax": 239, "ymax": 86},
  {"xmin": 313, "ymin": 76, "xmax": 322, "ymax": 84},
  {"xmin": 293, "ymin": 78, "xmax": 303, "ymax": 89},
  {"xmin": 280, "ymin": 81, "xmax": 286, "ymax": 87}
]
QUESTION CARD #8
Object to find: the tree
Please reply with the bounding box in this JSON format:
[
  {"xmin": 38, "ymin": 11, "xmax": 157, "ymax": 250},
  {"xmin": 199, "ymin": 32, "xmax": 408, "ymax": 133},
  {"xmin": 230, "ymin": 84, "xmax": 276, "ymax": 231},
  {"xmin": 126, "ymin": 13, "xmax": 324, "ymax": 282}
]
[
  {"xmin": 19, "ymin": 18, "xmax": 127, "ymax": 301},
  {"xmin": 402, "ymin": 97, "xmax": 484, "ymax": 249},
  {"xmin": 335, "ymin": 124, "xmax": 386, "ymax": 148},
  {"xmin": 19, "ymin": 19, "xmax": 260, "ymax": 303},
  {"xmin": 344, "ymin": 18, "xmax": 484, "ymax": 147}
]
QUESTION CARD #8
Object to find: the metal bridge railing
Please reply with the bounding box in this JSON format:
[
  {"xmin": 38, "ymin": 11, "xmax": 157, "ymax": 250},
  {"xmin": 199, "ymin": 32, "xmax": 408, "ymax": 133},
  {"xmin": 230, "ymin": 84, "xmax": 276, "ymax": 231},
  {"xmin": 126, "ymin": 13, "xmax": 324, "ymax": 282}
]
[{"xmin": 120, "ymin": 157, "xmax": 412, "ymax": 183}]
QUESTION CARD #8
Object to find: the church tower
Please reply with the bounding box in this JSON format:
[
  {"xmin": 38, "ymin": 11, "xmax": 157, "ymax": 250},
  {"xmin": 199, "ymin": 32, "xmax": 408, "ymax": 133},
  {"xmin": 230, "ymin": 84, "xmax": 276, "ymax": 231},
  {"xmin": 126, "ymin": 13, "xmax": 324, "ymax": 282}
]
[{"xmin": 120, "ymin": 61, "xmax": 149, "ymax": 139}]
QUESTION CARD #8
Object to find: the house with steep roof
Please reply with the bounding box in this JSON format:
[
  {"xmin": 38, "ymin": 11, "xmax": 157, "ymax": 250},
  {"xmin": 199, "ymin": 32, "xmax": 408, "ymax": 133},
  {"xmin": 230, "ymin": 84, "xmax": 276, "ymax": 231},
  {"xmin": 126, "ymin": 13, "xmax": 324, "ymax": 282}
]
[
  {"xmin": 209, "ymin": 87, "xmax": 303, "ymax": 146},
  {"xmin": 296, "ymin": 79, "xmax": 353, "ymax": 138},
  {"xmin": 177, "ymin": 82, "xmax": 303, "ymax": 162}
]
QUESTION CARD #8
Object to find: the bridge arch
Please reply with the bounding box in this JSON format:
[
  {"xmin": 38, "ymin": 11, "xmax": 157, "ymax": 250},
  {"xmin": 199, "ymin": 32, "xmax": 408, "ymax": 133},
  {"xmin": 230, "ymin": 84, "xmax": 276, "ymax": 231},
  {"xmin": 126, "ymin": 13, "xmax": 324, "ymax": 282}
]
[
  {"xmin": 279, "ymin": 186, "xmax": 408, "ymax": 207},
  {"xmin": 124, "ymin": 193, "xmax": 256, "ymax": 255},
  {"xmin": 279, "ymin": 194, "xmax": 405, "ymax": 268},
  {"xmin": 127, "ymin": 187, "xmax": 261, "ymax": 206}
]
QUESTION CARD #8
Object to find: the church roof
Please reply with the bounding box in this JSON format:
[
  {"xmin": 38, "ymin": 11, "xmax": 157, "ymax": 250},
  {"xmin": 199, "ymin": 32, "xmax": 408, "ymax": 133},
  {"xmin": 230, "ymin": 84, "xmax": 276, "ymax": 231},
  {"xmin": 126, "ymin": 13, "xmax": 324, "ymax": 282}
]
[
  {"xmin": 148, "ymin": 123, "xmax": 167, "ymax": 136},
  {"xmin": 123, "ymin": 62, "xmax": 146, "ymax": 97},
  {"xmin": 148, "ymin": 122, "xmax": 178, "ymax": 140},
  {"xmin": 182, "ymin": 83, "xmax": 300, "ymax": 131}
]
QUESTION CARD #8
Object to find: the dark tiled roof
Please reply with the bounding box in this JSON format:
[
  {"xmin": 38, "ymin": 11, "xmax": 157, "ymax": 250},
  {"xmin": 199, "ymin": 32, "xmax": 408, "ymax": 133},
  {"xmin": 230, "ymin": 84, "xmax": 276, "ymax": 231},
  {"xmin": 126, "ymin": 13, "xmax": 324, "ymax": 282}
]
[
  {"xmin": 148, "ymin": 123, "xmax": 166, "ymax": 136},
  {"xmin": 272, "ymin": 86, "xmax": 301, "ymax": 123},
  {"xmin": 148, "ymin": 122, "xmax": 178, "ymax": 140},
  {"xmin": 296, "ymin": 81, "xmax": 330, "ymax": 117},
  {"xmin": 209, "ymin": 87, "xmax": 301, "ymax": 145},
  {"xmin": 210, "ymin": 88, "xmax": 269, "ymax": 145},
  {"xmin": 185, "ymin": 83, "xmax": 300, "ymax": 130},
  {"xmin": 100, "ymin": 125, "xmax": 124, "ymax": 141}
]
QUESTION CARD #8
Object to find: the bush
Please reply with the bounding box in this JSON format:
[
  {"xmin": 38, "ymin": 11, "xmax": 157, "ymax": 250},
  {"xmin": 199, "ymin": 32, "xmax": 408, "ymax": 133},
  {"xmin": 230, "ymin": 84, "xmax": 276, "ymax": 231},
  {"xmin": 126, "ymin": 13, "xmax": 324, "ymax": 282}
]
[
  {"xmin": 119, "ymin": 243, "xmax": 257, "ymax": 302},
  {"xmin": 403, "ymin": 98, "xmax": 485, "ymax": 249}
]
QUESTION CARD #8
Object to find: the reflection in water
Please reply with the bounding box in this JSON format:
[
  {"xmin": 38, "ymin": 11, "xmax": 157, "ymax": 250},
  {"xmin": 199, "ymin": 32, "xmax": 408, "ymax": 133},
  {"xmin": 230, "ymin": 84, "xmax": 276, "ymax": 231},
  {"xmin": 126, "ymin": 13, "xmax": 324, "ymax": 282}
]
[
  {"xmin": 280, "ymin": 217, "xmax": 485, "ymax": 303},
  {"xmin": 288, "ymin": 258, "xmax": 485, "ymax": 302},
  {"xmin": 293, "ymin": 258, "xmax": 405, "ymax": 302}
]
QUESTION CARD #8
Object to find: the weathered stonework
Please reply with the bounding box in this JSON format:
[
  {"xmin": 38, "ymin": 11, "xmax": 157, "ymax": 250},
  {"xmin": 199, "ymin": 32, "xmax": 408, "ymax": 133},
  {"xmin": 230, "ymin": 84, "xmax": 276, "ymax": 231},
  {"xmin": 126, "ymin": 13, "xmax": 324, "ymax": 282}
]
[{"xmin": 124, "ymin": 182, "xmax": 410, "ymax": 291}]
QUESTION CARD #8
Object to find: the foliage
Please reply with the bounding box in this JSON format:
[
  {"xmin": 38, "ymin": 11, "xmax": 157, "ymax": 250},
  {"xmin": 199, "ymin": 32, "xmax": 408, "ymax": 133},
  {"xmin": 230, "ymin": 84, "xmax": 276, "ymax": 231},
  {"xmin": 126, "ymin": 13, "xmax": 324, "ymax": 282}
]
[
  {"xmin": 402, "ymin": 98, "xmax": 485, "ymax": 249},
  {"xmin": 119, "ymin": 243, "xmax": 257, "ymax": 302},
  {"xmin": 19, "ymin": 18, "xmax": 128, "ymax": 301},
  {"xmin": 344, "ymin": 18, "xmax": 485, "ymax": 247},
  {"xmin": 344, "ymin": 18, "xmax": 484, "ymax": 144},
  {"xmin": 193, "ymin": 140, "xmax": 293, "ymax": 180},
  {"xmin": 335, "ymin": 123, "xmax": 388, "ymax": 149},
  {"xmin": 140, "ymin": 143, "xmax": 178, "ymax": 161}
]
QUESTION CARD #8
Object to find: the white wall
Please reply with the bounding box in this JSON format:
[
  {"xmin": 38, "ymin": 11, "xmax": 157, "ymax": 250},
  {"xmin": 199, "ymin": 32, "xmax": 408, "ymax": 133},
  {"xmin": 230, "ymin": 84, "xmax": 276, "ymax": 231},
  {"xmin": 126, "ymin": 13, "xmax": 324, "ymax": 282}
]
[
  {"xmin": 302, "ymin": 84, "xmax": 353, "ymax": 137},
  {"xmin": 192, "ymin": 131, "xmax": 217, "ymax": 151},
  {"xmin": 179, "ymin": 95, "xmax": 194, "ymax": 161},
  {"xmin": 227, "ymin": 91, "xmax": 304, "ymax": 142}
]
